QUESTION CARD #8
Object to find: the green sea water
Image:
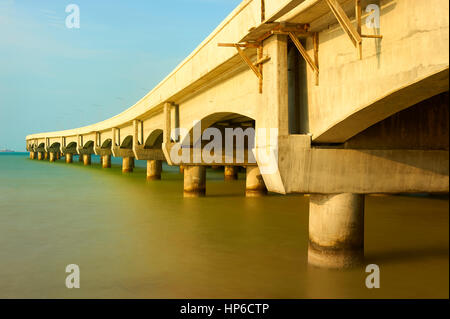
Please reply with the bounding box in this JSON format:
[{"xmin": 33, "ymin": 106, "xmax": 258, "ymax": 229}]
[{"xmin": 0, "ymin": 153, "xmax": 448, "ymax": 298}]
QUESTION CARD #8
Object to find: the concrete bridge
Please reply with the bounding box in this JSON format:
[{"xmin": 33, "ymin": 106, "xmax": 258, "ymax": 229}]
[{"xmin": 26, "ymin": 0, "xmax": 449, "ymax": 268}]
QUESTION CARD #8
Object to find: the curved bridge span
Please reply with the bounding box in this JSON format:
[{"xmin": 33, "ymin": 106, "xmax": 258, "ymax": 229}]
[{"xmin": 26, "ymin": 0, "xmax": 449, "ymax": 268}]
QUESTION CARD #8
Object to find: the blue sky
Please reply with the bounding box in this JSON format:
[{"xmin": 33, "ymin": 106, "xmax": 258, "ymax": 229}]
[{"xmin": 0, "ymin": 0, "xmax": 241, "ymax": 151}]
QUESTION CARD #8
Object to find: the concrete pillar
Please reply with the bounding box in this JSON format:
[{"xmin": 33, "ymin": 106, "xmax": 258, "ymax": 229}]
[
  {"xmin": 49, "ymin": 152, "xmax": 56, "ymax": 162},
  {"xmin": 29, "ymin": 152, "xmax": 34, "ymax": 160},
  {"xmin": 38, "ymin": 152, "xmax": 43, "ymax": 160},
  {"xmin": 66, "ymin": 153, "xmax": 73, "ymax": 163},
  {"xmin": 78, "ymin": 154, "xmax": 83, "ymax": 162},
  {"xmin": 147, "ymin": 160, "xmax": 162, "ymax": 180},
  {"xmin": 122, "ymin": 157, "xmax": 133, "ymax": 173},
  {"xmin": 224, "ymin": 166, "xmax": 238, "ymax": 180},
  {"xmin": 245, "ymin": 166, "xmax": 267, "ymax": 197},
  {"xmin": 56, "ymin": 152, "xmax": 60, "ymax": 160},
  {"xmin": 131, "ymin": 157, "xmax": 135, "ymax": 168},
  {"xmin": 83, "ymin": 154, "xmax": 91, "ymax": 166},
  {"xmin": 183, "ymin": 166, "xmax": 206, "ymax": 197},
  {"xmin": 102, "ymin": 155, "xmax": 111, "ymax": 168},
  {"xmin": 308, "ymin": 193, "xmax": 365, "ymax": 269},
  {"xmin": 44, "ymin": 152, "xmax": 49, "ymax": 160},
  {"xmin": 179, "ymin": 165, "xmax": 185, "ymax": 174}
]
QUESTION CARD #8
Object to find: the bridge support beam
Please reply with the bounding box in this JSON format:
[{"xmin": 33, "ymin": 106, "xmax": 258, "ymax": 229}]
[
  {"xmin": 245, "ymin": 166, "xmax": 267, "ymax": 197},
  {"xmin": 78, "ymin": 154, "xmax": 83, "ymax": 162},
  {"xmin": 184, "ymin": 166, "xmax": 206, "ymax": 197},
  {"xmin": 56, "ymin": 152, "xmax": 61, "ymax": 160},
  {"xmin": 122, "ymin": 157, "xmax": 133, "ymax": 173},
  {"xmin": 38, "ymin": 152, "xmax": 44, "ymax": 161},
  {"xmin": 224, "ymin": 166, "xmax": 238, "ymax": 181},
  {"xmin": 44, "ymin": 152, "xmax": 49, "ymax": 160},
  {"xmin": 147, "ymin": 160, "xmax": 162, "ymax": 180},
  {"xmin": 29, "ymin": 152, "xmax": 35, "ymax": 160},
  {"xmin": 102, "ymin": 155, "xmax": 111, "ymax": 168},
  {"xmin": 308, "ymin": 193, "xmax": 365, "ymax": 269},
  {"xmin": 66, "ymin": 153, "xmax": 73, "ymax": 163},
  {"xmin": 179, "ymin": 165, "xmax": 185, "ymax": 174},
  {"xmin": 49, "ymin": 152, "xmax": 56, "ymax": 162},
  {"xmin": 83, "ymin": 154, "xmax": 91, "ymax": 166}
]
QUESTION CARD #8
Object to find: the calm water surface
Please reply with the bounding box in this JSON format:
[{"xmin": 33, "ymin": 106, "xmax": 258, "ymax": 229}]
[{"xmin": 0, "ymin": 153, "xmax": 448, "ymax": 298}]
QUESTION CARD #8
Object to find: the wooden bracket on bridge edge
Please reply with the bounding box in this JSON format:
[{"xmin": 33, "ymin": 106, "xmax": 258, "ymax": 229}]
[
  {"xmin": 269, "ymin": 23, "xmax": 319, "ymax": 85},
  {"xmin": 218, "ymin": 43, "xmax": 270, "ymax": 94},
  {"xmin": 272, "ymin": 31, "xmax": 319, "ymax": 86},
  {"xmin": 326, "ymin": 0, "xmax": 383, "ymax": 60},
  {"xmin": 219, "ymin": 22, "xmax": 321, "ymax": 88}
]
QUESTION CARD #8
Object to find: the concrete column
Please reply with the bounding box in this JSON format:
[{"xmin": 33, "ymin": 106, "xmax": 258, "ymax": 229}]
[
  {"xmin": 184, "ymin": 166, "xmax": 206, "ymax": 197},
  {"xmin": 66, "ymin": 153, "xmax": 73, "ymax": 163},
  {"xmin": 245, "ymin": 166, "xmax": 267, "ymax": 197},
  {"xmin": 179, "ymin": 165, "xmax": 185, "ymax": 174},
  {"xmin": 44, "ymin": 152, "xmax": 49, "ymax": 160},
  {"xmin": 83, "ymin": 154, "xmax": 91, "ymax": 166},
  {"xmin": 122, "ymin": 157, "xmax": 133, "ymax": 173},
  {"xmin": 49, "ymin": 152, "xmax": 56, "ymax": 162},
  {"xmin": 102, "ymin": 155, "xmax": 111, "ymax": 168},
  {"xmin": 56, "ymin": 152, "xmax": 60, "ymax": 160},
  {"xmin": 224, "ymin": 166, "xmax": 238, "ymax": 180},
  {"xmin": 308, "ymin": 193, "xmax": 365, "ymax": 269},
  {"xmin": 147, "ymin": 160, "xmax": 162, "ymax": 180},
  {"xmin": 38, "ymin": 152, "xmax": 44, "ymax": 160},
  {"xmin": 131, "ymin": 157, "xmax": 135, "ymax": 168},
  {"xmin": 78, "ymin": 154, "xmax": 83, "ymax": 162},
  {"xmin": 29, "ymin": 152, "xmax": 34, "ymax": 160}
]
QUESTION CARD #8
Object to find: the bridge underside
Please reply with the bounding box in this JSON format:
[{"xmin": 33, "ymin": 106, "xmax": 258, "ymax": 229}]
[{"xmin": 273, "ymin": 91, "xmax": 449, "ymax": 195}]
